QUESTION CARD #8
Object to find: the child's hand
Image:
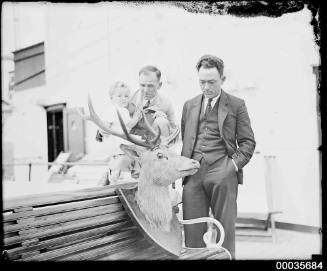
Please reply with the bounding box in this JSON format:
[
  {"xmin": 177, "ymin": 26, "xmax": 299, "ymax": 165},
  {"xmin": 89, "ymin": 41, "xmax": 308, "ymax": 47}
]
[
  {"xmin": 95, "ymin": 130, "xmax": 103, "ymax": 142},
  {"xmin": 128, "ymin": 108, "xmax": 142, "ymax": 126},
  {"xmin": 126, "ymin": 111, "xmax": 141, "ymax": 130},
  {"xmin": 153, "ymin": 111, "xmax": 167, "ymax": 119},
  {"xmin": 133, "ymin": 108, "xmax": 143, "ymax": 121},
  {"xmin": 105, "ymin": 121, "xmax": 114, "ymax": 128},
  {"xmin": 99, "ymin": 122, "xmax": 114, "ymax": 136}
]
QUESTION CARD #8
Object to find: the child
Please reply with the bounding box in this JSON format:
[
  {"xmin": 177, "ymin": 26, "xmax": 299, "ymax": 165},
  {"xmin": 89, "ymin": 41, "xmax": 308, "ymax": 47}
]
[{"xmin": 98, "ymin": 81, "xmax": 142, "ymax": 186}]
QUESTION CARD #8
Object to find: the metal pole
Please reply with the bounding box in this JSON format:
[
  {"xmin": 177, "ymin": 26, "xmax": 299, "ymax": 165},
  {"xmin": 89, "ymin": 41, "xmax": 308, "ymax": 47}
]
[{"xmin": 28, "ymin": 162, "xmax": 32, "ymax": 182}]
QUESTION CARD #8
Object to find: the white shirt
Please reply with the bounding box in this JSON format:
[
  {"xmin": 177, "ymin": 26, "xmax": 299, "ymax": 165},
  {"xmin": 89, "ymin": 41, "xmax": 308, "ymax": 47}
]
[
  {"xmin": 142, "ymin": 96, "xmax": 155, "ymax": 107},
  {"xmin": 203, "ymin": 94, "xmax": 220, "ymax": 114}
]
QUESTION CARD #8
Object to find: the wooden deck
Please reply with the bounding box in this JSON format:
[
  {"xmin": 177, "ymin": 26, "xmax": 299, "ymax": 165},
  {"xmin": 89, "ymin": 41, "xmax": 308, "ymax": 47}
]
[{"xmin": 235, "ymin": 228, "xmax": 321, "ymax": 260}]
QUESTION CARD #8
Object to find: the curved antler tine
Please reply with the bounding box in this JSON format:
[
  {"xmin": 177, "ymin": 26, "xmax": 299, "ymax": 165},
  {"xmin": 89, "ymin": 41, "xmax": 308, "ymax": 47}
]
[
  {"xmin": 149, "ymin": 126, "xmax": 161, "ymax": 145},
  {"xmin": 162, "ymin": 126, "xmax": 180, "ymax": 146},
  {"xmin": 116, "ymin": 109, "xmax": 153, "ymax": 149},
  {"xmin": 87, "ymin": 94, "xmax": 114, "ymax": 135},
  {"xmin": 76, "ymin": 108, "xmax": 91, "ymax": 121},
  {"xmin": 85, "ymin": 94, "xmax": 152, "ymax": 148},
  {"xmin": 140, "ymin": 110, "xmax": 159, "ymax": 137}
]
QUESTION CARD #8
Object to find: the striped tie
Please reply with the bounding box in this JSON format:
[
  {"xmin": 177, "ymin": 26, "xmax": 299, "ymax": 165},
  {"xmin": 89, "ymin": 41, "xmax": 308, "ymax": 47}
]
[
  {"xmin": 143, "ymin": 100, "xmax": 150, "ymax": 109},
  {"xmin": 204, "ymin": 98, "xmax": 213, "ymax": 118}
]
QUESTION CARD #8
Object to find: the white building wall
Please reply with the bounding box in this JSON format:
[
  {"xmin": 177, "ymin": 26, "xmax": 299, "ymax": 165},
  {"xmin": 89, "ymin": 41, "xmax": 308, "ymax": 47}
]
[
  {"xmin": 3, "ymin": 85, "xmax": 49, "ymax": 183},
  {"xmin": 4, "ymin": 3, "xmax": 320, "ymax": 228},
  {"xmin": 2, "ymin": 2, "xmax": 48, "ymax": 183}
]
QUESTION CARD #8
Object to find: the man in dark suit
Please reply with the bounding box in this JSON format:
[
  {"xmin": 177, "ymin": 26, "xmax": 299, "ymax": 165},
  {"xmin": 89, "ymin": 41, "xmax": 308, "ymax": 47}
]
[{"xmin": 181, "ymin": 55, "xmax": 256, "ymax": 259}]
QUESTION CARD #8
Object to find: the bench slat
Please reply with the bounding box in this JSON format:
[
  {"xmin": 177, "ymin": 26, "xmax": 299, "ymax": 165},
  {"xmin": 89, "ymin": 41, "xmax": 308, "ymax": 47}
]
[
  {"xmin": 3, "ymin": 196, "xmax": 120, "ymax": 222},
  {"xmin": 98, "ymin": 238, "xmax": 151, "ymax": 260},
  {"xmin": 4, "ymin": 183, "xmax": 136, "ymax": 211},
  {"xmin": 4, "ymin": 186, "xmax": 117, "ymax": 211},
  {"xmin": 5, "ymin": 220, "xmax": 133, "ymax": 260},
  {"xmin": 181, "ymin": 248, "xmax": 220, "ymax": 260},
  {"xmin": 4, "ymin": 211, "xmax": 129, "ymax": 246},
  {"xmin": 59, "ymin": 232, "xmax": 144, "ymax": 261},
  {"xmin": 92, "ymin": 239, "xmax": 149, "ymax": 260},
  {"xmin": 179, "ymin": 248, "xmax": 208, "ymax": 259},
  {"xmin": 4, "ymin": 203, "xmax": 123, "ymax": 233},
  {"xmin": 21, "ymin": 229, "xmax": 139, "ymax": 261},
  {"xmin": 206, "ymin": 250, "xmax": 231, "ymax": 259},
  {"xmin": 179, "ymin": 247, "xmax": 229, "ymax": 260},
  {"xmin": 20, "ymin": 251, "xmax": 40, "ymax": 259}
]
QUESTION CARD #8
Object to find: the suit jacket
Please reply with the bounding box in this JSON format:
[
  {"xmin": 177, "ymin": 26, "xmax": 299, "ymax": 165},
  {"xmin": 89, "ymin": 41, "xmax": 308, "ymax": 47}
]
[
  {"xmin": 181, "ymin": 90, "xmax": 256, "ymax": 184},
  {"xmin": 128, "ymin": 89, "xmax": 176, "ymax": 128}
]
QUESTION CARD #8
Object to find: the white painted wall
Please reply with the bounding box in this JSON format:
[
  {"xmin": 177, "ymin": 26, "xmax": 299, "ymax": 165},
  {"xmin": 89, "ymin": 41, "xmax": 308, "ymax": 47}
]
[
  {"xmin": 3, "ymin": 3, "xmax": 321, "ymax": 228},
  {"xmin": 2, "ymin": 2, "xmax": 48, "ymax": 183},
  {"xmin": 3, "ymin": 85, "xmax": 49, "ymax": 183}
]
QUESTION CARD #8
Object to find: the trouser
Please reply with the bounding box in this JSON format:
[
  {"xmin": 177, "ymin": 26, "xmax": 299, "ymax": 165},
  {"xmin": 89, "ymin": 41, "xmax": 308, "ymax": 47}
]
[{"xmin": 182, "ymin": 155, "xmax": 238, "ymax": 259}]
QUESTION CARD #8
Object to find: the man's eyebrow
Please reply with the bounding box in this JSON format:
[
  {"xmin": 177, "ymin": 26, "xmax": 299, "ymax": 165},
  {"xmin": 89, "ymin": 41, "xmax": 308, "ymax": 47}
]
[{"xmin": 199, "ymin": 79, "xmax": 217, "ymax": 82}]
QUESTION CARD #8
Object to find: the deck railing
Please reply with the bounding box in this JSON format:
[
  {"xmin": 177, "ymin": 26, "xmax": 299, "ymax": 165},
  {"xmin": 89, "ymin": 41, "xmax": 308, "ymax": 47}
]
[{"xmin": 2, "ymin": 161, "xmax": 108, "ymax": 182}]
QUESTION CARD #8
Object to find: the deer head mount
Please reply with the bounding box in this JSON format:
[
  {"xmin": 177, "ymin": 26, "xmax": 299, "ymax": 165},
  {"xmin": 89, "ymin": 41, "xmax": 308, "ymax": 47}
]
[{"xmin": 78, "ymin": 95, "xmax": 200, "ymax": 231}]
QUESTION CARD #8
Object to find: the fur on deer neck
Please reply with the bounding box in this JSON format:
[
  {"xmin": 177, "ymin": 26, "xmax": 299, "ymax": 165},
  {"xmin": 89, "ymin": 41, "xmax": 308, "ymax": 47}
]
[{"xmin": 135, "ymin": 164, "xmax": 173, "ymax": 232}]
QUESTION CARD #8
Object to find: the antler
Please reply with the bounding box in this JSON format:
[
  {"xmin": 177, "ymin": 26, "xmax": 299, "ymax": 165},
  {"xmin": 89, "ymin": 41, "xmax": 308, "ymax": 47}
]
[
  {"xmin": 138, "ymin": 107, "xmax": 180, "ymax": 146},
  {"xmin": 129, "ymin": 104, "xmax": 160, "ymax": 144},
  {"xmin": 140, "ymin": 110, "xmax": 159, "ymax": 138},
  {"xmin": 161, "ymin": 126, "xmax": 180, "ymax": 146},
  {"xmin": 116, "ymin": 107, "xmax": 161, "ymax": 148},
  {"xmin": 77, "ymin": 94, "xmax": 178, "ymax": 149},
  {"xmin": 78, "ymin": 95, "xmax": 155, "ymax": 149}
]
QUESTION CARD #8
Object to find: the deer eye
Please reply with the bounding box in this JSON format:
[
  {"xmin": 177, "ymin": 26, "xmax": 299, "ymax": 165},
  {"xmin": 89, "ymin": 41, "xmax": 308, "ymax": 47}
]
[{"xmin": 157, "ymin": 153, "xmax": 164, "ymax": 159}]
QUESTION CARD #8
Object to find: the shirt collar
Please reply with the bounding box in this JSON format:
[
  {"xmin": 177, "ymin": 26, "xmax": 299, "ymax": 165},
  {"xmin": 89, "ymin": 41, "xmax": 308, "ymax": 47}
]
[
  {"xmin": 203, "ymin": 93, "xmax": 220, "ymax": 107},
  {"xmin": 143, "ymin": 95, "xmax": 157, "ymax": 105}
]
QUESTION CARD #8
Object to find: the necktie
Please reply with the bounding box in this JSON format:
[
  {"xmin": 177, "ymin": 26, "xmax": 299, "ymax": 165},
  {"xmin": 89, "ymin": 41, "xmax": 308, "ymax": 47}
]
[
  {"xmin": 143, "ymin": 100, "xmax": 150, "ymax": 109},
  {"xmin": 204, "ymin": 98, "xmax": 213, "ymax": 118}
]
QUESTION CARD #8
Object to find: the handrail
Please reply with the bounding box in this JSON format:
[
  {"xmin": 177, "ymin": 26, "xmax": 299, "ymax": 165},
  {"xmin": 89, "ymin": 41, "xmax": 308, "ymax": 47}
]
[
  {"xmin": 3, "ymin": 161, "xmax": 109, "ymax": 182},
  {"xmin": 3, "ymin": 162, "xmax": 108, "ymax": 166}
]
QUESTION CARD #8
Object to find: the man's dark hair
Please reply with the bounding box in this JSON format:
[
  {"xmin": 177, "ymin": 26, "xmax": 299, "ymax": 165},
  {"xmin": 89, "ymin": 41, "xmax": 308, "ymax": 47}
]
[
  {"xmin": 196, "ymin": 55, "xmax": 224, "ymax": 76},
  {"xmin": 139, "ymin": 65, "xmax": 161, "ymax": 81}
]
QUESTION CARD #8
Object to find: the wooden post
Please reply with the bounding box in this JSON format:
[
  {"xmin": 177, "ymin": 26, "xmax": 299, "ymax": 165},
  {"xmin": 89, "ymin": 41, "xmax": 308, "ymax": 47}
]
[{"xmin": 28, "ymin": 162, "xmax": 32, "ymax": 182}]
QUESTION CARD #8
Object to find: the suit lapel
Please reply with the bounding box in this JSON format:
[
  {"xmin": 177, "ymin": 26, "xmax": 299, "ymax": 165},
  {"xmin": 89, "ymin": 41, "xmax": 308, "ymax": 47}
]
[
  {"xmin": 218, "ymin": 90, "xmax": 229, "ymax": 137},
  {"xmin": 189, "ymin": 94, "xmax": 203, "ymax": 136}
]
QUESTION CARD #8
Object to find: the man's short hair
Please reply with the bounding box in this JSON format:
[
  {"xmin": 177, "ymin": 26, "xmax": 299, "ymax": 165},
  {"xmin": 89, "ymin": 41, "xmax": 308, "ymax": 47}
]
[
  {"xmin": 139, "ymin": 65, "xmax": 161, "ymax": 81},
  {"xmin": 196, "ymin": 54, "xmax": 224, "ymax": 76}
]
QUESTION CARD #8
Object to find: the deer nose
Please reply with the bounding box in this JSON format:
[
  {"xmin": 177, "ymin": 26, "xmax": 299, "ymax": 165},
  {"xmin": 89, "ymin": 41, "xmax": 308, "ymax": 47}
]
[{"xmin": 191, "ymin": 160, "xmax": 200, "ymax": 168}]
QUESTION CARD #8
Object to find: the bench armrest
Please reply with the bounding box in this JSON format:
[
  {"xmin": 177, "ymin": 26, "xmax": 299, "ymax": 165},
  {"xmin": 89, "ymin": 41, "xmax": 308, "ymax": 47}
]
[{"xmin": 179, "ymin": 217, "xmax": 225, "ymax": 248}]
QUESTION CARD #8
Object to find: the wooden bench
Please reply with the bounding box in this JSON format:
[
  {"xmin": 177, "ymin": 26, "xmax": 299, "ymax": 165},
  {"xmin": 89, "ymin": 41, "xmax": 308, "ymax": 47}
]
[{"xmin": 2, "ymin": 183, "xmax": 230, "ymax": 261}]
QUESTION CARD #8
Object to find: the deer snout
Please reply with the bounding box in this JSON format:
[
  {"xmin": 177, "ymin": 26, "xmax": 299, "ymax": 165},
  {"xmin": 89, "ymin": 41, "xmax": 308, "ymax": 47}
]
[
  {"xmin": 190, "ymin": 159, "xmax": 200, "ymax": 169},
  {"xmin": 177, "ymin": 158, "xmax": 200, "ymax": 174}
]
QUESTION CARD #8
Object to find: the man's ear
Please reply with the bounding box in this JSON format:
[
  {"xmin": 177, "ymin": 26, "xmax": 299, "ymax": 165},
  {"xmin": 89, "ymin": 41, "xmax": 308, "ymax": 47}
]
[
  {"xmin": 120, "ymin": 144, "xmax": 143, "ymax": 160},
  {"xmin": 221, "ymin": 75, "xmax": 226, "ymax": 83},
  {"xmin": 158, "ymin": 81, "xmax": 162, "ymax": 90}
]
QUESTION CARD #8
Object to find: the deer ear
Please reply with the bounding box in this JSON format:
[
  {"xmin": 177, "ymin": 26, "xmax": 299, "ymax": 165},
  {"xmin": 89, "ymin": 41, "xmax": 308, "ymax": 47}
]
[{"xmin": 120, "ymin": 144, "xmax": 143, "ymax": 160}]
